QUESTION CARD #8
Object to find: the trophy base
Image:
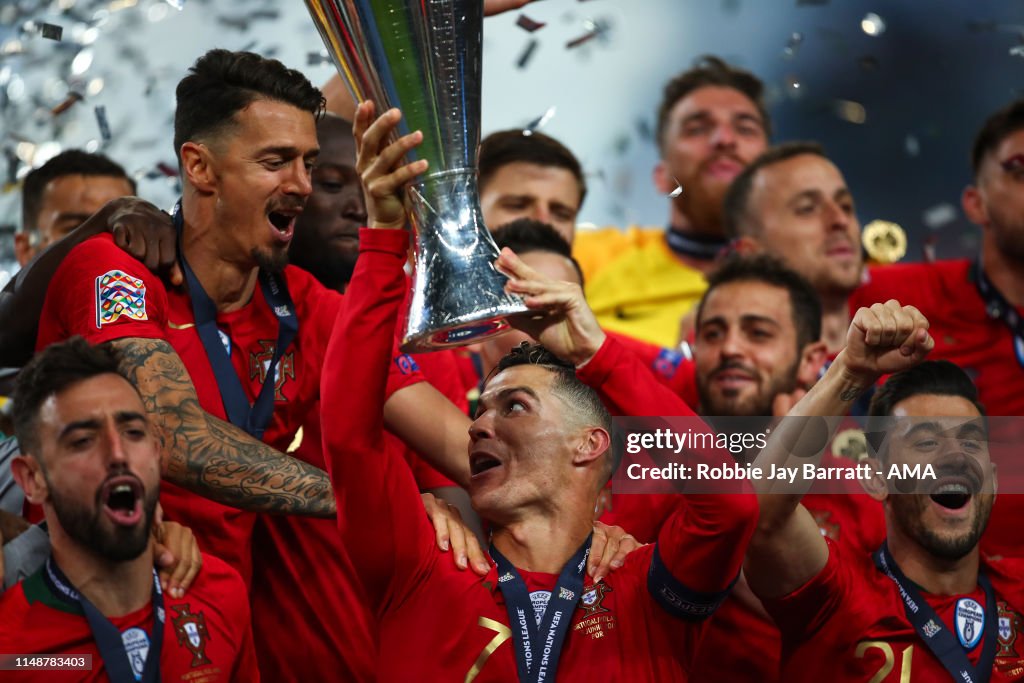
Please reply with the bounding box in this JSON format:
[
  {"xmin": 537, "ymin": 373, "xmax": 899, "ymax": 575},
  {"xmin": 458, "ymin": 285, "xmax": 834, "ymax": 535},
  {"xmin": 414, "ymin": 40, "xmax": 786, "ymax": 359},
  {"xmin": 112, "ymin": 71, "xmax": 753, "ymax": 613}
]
[{"xmin": 401, "ymin": 307, "xmax": 530, "ymax": 353}]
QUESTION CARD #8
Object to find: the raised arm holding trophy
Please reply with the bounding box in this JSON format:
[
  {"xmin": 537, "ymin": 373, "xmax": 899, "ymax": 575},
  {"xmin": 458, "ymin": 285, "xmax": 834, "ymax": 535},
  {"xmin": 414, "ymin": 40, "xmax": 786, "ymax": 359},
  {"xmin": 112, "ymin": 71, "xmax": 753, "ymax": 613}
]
[{"xmin": 306, "ymin": 0, "xmax": 528, "ymax": 351}]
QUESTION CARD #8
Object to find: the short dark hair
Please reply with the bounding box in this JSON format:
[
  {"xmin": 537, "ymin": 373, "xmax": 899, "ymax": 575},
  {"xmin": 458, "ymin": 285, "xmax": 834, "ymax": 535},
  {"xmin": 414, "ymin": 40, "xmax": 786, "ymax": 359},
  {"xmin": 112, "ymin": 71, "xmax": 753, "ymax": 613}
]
[
  {"xmin": 173, "ymin": 49, "xmax": 325, "ymax": 162},
  {"xmin": 491, "ymin": 219, "xmax": 585, "ymax": 285},
  {"xmin": 697, "ymin": 254, "xmax": 822, "ymax": 351},
  {"xmin": 21, "ymin": 150, "xmax": 135, "ymax": 233},
  {"xmin": 656, "ymin": 55, "xmax": 771, "ymax": 153},
  {"xmin": 13, "ymin": 338, "xmax": 135, "ymax": 456},
  {"xmin": 866, "ymin": 360, "xmax": 987, "ymax": 460},
  {"xmin": 479, "ymin": 130, "xmax": 586, "ymax": 207},
  {"xmin": 971, "ymin": 98, "xmax": 1024, "ymax": 177},
  {"xmin": 490, "ymin": 343, "xmax": 619, "ymax": 484},
  {"xmin": 722, "ymin": 141, "xmax": 826, "ymax": 239}
]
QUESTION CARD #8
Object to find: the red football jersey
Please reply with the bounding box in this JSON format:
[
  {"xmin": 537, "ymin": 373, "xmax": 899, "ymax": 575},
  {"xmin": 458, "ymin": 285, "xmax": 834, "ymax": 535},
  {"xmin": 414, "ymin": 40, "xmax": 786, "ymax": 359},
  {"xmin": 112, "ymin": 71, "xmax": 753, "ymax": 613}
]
[
  {"xmin": 763, "ymin": 538, "xmax": 1024, "ymax": 682},
  {"xmin": 850, "ymin": 260, "xmax": 1023, "ymax": 416},
  {"xmin": 0, "ymin": 554, "xmax": 258, "ymax": 682},
  {"xmin": 322, "ymin": 227, "xmax": 759, "ymax": 681},
  {"xmin": 850, "ymin": 259, "xmax": 1024, "ymax": 558},
  {"xmin": 250, "ymin": 361, "xmax": 437, "ymax": 682}
]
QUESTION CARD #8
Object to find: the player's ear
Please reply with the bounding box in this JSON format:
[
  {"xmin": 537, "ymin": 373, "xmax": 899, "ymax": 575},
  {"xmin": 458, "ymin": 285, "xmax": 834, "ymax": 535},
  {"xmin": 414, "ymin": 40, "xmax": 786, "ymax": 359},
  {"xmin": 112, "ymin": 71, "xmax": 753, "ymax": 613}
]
[
  {"xmin": 573, "ymin": 426, "xmax": 610, "ymax": 468},
  {"xmin": 14, "ymin": 232, "xmax": 34, "ymax": 268},
  {"xmin": 859, "ymin": 456, "xmax": 887, "ymax": 501},
  {"xmin": 961, "ymin": 185, "xmax": 988, "ymax": 227},
  {"xmin": 652, "ymin": 160, "xmax": 674, "ymax": 195},
  {"xmin": 796, "ymin": 341, "xmax": 828, "ymax": 389},
  {"xmin": 11, "ymin": 454, "xmax": 49, "ymax": 505},
  {"xmin": 180, "ymin": 142, "xmax": 217, "ymax": 194}
]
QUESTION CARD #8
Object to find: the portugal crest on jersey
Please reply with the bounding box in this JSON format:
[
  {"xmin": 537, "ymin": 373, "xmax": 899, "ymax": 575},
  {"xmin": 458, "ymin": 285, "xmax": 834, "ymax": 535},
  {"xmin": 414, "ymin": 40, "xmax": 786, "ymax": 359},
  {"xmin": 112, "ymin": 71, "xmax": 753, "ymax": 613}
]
[
  {"xmin": 249, "ymin": 340, "xmax": 296, "ymax": 401},
  {"xmin": 580, "ymin": 582, "xmax": 611, "ymax": 617},
  {"xmin": 172, "ymin": 604, "xmax": 212, "ymax": 667}
]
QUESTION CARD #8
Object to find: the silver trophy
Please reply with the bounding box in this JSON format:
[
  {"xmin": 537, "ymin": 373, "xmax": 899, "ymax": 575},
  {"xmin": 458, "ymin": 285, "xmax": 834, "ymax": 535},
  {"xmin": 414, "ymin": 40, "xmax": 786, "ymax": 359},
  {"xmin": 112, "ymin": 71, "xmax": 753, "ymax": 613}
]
[{"xmin": 305, "ymin": 0, "xmax": 527, "ymax": 352}]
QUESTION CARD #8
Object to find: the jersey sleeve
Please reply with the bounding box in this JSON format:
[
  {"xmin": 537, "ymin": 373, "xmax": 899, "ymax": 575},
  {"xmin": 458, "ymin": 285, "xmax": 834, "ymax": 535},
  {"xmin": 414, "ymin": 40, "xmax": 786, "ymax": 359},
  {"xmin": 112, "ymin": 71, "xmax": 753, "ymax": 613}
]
[
  {"xmin": 605, "ymin": 331, "xmax": 699, "ymax": 409},
  {"xmin": 36, "ymin": 233, "xmax": 169, "ymax": 350},
  {"xmin": 320, "ymin": 228, "xmax": 436, "ymax": 611},
  {"xmin": 760, "ymin": 536, "xmax": 848, "ymax": 642},
  {"xmin": 576, "ymin": 333, "xmax": 699, "ymax": 418}
]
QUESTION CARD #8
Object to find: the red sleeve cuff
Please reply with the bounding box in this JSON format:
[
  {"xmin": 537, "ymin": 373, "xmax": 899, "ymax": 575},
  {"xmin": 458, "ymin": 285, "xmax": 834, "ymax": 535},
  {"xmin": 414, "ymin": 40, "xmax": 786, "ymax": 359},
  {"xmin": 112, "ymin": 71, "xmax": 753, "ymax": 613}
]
[
  {"xmin": 576, "ymin": 333, "xmax": 628, "ymax": 388},
  {"xmin": 358, "ymin": 227, "xmax": 410, "ymax": 256}
]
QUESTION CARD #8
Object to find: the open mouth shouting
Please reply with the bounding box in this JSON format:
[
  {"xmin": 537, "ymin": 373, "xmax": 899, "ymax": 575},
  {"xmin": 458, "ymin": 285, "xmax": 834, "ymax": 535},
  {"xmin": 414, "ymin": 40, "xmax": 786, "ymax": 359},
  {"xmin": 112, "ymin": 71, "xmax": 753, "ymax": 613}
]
[
  {"xmin": 267, "ymin": 206, "xmax": 302, "ymax": 243},
  {"xmin": 469, "ymin": 450, "xmax": 504, "ymax": 479},
  {"xmin": 101, "ymin": 475, "xmax": 144, "ymax": 527},
  {"xmin": 926, "ymin": 466, "xmax": 982, "ymax": 514}
]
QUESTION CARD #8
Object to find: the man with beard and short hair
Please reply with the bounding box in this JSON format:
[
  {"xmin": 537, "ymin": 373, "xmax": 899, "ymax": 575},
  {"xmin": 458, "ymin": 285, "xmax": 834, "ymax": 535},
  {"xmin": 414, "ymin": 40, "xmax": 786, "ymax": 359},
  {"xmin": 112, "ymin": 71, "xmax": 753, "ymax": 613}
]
[
  {"xmin": 724, "ymin": 142, "xmax": 862, "ymax": 356},
  {"xmin": 574, "ymin": 56, "xmax": 770, "ymax": 348},
  {"xmin": 0, "ymin": 337, "xmax": 257, "ymax": 681},
  {"xmin": 747, "ymin": 331, "xmax": 1024, "ymax": 680},
  {"xmin": 693, "ymin": 254, "xmax": 825, "ymax": 418}
]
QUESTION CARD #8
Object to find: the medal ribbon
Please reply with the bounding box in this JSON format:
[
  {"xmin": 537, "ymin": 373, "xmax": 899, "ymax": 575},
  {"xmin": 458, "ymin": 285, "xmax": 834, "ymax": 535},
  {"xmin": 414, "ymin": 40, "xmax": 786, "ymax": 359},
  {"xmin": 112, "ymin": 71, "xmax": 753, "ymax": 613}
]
[
  {"xmin": 874, "ymin": 542, "xmax": 997, "ymax": 683},
  {"xmin": 172, "ymin": 200, "xmax": 298, "ymax": 439},
  {"xmin": 491, "ymin": 535, "xmax": 591, "ymax": 683},
  {"xmin": 45, "ymin": 557, "xmax": 164, "ymax": 683},
  {"xmin": 972, "ymin": 259, "xmax": 1024, "ymax": 369}
]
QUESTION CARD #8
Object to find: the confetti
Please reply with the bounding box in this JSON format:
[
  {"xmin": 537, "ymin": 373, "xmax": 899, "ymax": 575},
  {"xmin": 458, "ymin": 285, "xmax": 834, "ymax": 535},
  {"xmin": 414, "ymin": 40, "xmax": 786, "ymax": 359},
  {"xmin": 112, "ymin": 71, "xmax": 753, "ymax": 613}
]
[
  {"xmin": 784, "ymin": 74, "xmax": 803, "ymax": 98},
  {"xmin": 94, "ymin": 105, "xmax": 112, "ymax": 141},
  {"xmin": 922, "ymin": 203, "xmax": 957, "ymax": 229},
  {"xmin": 40, "ymin": 23, "xmax": 64, "ymax": 41},
  {"xmin": 783, "ymin": 32, "xmax": 803, "ymax": 58},
  {"xmin": 861, "ymin": 12, "xmax": 885, "ymax": 37},
  {"xmin": 516, "ymin": 15, "xmax": 546, "ymax": 32},
  {"xmin": 904, "ymin": 135, "xmax": 920, "ymax": 157},
  {"xmin": 516, "ymin": 38, "xmax": 538, "ymax": 69},
  {"xmin": 307, "ymin": 51, "xmax": 331, "ymax": 66},
  {"xmin": 522, "ymin": 105, "xmax": 556, "ymax": 135},
  {"xmin": 634, "ymin": 117, "xmax": 653, "ymax": 142},
  {"xmin": 858, "ymin": 55, "xmax": 879, "ymax": 70},
  {"xmin": 51, "ymin": 91, "xmax": 83, "ymax": 116},
  {"xmin": 566, "ymin": 19, "xmax": 609, "ymax": 49},
  {"xmin": 834, "ymin": 99, "xmax": 866, "ymax": 124},
  {"xmin": 922, "ymin": 235, "xmax": 937, "ymax": 264}
]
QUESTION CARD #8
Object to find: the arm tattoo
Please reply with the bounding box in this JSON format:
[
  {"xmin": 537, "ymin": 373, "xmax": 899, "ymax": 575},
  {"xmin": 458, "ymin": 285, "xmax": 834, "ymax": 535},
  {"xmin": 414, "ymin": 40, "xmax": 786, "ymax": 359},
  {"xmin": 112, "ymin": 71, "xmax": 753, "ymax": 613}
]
[
  {"xmin": 839, "ymin": 387, "xmax": 862, "ymax": 402},
  {"xmin": 111, "ymin": 338, "xmax": 336, "ymax": 517}
]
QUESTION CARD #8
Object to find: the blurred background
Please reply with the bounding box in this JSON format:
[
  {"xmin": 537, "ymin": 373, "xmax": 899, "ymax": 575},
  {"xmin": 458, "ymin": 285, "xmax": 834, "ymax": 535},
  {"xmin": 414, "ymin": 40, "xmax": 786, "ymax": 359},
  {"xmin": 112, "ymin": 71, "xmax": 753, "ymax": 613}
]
[{"xmin": 3, "ymin": 0, "xmax": 1024, "ymax": 287}]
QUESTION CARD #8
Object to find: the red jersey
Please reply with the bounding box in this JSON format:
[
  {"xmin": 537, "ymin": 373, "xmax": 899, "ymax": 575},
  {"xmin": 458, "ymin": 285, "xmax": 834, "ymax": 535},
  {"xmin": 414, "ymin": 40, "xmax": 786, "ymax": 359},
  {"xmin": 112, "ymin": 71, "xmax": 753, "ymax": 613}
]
[
  {"xmin": 850, "ymin": 260, "xmax": 1023, "ymax": 416},
  {"xmin": 322, "ymin": 228, "xmax": 759, "ymax": 681},
  {"xmin": 850, "ymin": 259, "xmax": 1024, "ymax": 558},
  {"xmin": 763, "ymin": 539, "xmax": 1024, "ymax": 682},
  {"xmin": 250, "ymin": 359, "xmax": 431, "ymax": 682},
  {"xmin": 36, "ymin": 233, "xmax": 422, "ymax": 583},
  {"xmin": 0, "ymin": 554, "xmax": 258, "ymax": 682}
]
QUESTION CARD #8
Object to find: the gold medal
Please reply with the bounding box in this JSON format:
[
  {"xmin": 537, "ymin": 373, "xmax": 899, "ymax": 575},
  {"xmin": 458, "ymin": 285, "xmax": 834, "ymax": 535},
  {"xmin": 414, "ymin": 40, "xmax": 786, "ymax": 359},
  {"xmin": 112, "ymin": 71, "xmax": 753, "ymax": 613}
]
[{"xmin": 862, "ymin": 220, "xmax": 907, "ymax": 264}]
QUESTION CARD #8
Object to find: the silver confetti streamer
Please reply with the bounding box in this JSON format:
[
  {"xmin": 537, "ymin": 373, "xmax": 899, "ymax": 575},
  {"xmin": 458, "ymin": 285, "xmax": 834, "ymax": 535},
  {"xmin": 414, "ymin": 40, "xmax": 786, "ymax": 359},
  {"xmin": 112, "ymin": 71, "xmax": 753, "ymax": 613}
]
[{"xmin": 94, "ymin": 104, "xmax": 111, "ymax": 141}]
